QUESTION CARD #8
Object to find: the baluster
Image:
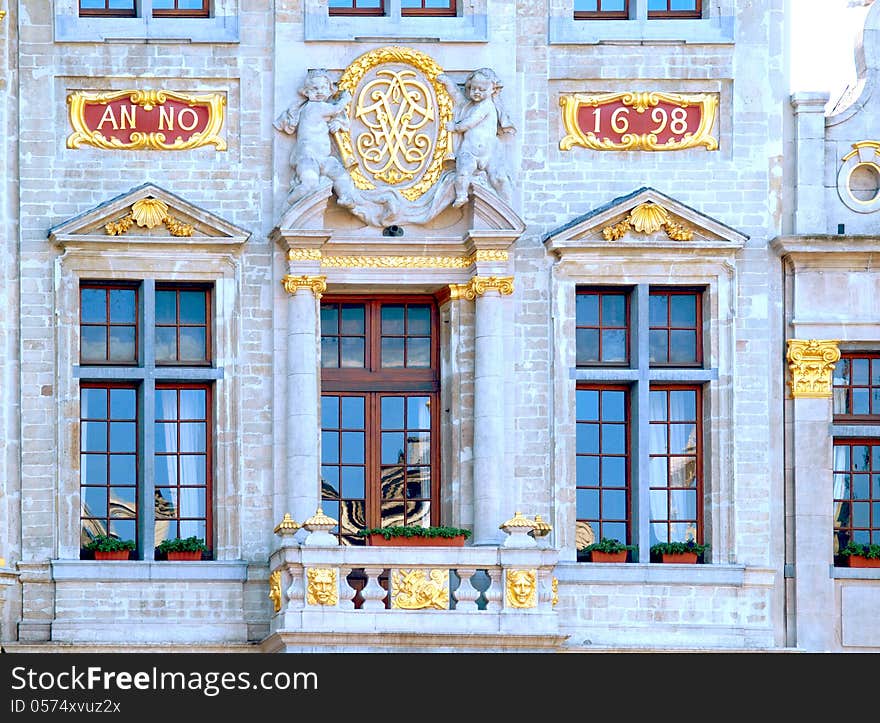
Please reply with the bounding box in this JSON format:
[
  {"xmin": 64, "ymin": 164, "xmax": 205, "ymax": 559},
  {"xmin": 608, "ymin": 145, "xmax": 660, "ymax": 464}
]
[
  {"xmin": 339, "ymin": 566, "xmax": 356, "ymax": 610},
  {"xmin": 285, "ymin": 565, "xmax": 304, "ymax": 610},
  {"xmin": 453, "ymin": 567, "xmax": 480, "ymax": 611},
  {"xmin": 360, "ymin": 567, "xmax": 386, "ymax": 611},
  {"xmin": 483, "ymin": 568, "xmax": 503, "ymax": 612}
]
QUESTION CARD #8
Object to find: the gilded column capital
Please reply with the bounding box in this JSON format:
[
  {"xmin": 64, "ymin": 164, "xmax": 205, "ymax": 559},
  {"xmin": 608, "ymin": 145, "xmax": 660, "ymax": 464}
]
[
  {"xmin": 786, "ymin": 338, "xmax": 841, "ymax": 398},
  {"xmin": 448, "ymin": 275, "xmax": 514, "ymax": 301},
  {"xmin": 281, "ymin": 274, "xmax": 327, "ymax": 298}
]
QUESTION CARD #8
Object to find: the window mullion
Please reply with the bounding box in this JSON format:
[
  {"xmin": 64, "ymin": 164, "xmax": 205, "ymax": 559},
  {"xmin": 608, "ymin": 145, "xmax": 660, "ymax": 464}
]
[
  {"xmin": 140, "ymin": 377, "xmax": 157, "ymax": 559},
  {"xmin": 633, "ymin": 284, "xmax": 651, "ymax": 561},
  {"xmin": 632, "ymin": 0, "xmax": 648, "ymax": 21}
]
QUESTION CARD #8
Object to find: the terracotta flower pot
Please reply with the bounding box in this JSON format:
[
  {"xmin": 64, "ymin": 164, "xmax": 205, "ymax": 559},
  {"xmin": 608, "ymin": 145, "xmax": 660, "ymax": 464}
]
[
  {"xmin": 847, "ymin": 555, "xmax": 880, "ymax": 568},
  {"xmin": 590, "ymin": 550, "xmax": 628, "ymax": 563},
  {"xmin": 166, "ymin": 550, "xmax": 203, "ymax": 561},
  {"xmin": 94, "ymin": 550, "xmax": 131, "ymax": 561},
  {"xmin": 661, "ymin": 552, "xmax": 698, "ymax": 564},
  {"xmin": 367, "ymin": 533, "xmax": 466, "ymax": 547}
]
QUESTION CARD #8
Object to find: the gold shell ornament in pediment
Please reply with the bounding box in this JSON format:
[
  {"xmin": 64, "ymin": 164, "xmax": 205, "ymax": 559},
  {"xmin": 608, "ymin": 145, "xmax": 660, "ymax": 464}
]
[{"xmin": 335, "ymin": 46, "xmax": 455, "ymax": 201}]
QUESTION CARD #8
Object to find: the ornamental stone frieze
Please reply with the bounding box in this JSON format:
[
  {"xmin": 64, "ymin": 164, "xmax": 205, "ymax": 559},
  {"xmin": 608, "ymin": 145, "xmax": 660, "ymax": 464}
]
[{"xmin": 786, "ymin": 339, "xmax": 841, "ymax": 398}]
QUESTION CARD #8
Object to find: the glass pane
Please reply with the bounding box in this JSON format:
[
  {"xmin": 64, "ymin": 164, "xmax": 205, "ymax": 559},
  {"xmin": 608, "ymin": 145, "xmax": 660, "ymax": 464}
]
[
  {"xmin": 650, "ymin": 489, "xmax": 668, "ymax": 519},
  {"xmin": 873, "ymin": 474, "xmax": 880, "ymax": 498},
  {"xmin": 606, "ymin": 0, "xmax": 625, "ymax": 9},
  {"xmin": 156, "ymin": 389, "xmax": 178, "ymax": 419},
  {"xmin": 109, "ymin": 422, "xmax": 136, "ymax": 452},
  {"xmin": 403, "ymin": 500, "xmax": 430, "ymax": 528},
  {"xmin": 154, "ymin": 423, "xmax": 178, "ymax": 453},
  {"xmin": 408, "ymin": 305, "xmax": 431, "ymax": 335},
  {"xmin": 833, "ymin": 444, "xmax": 850, "ymax": 469},
  {"xmin": 576, "ymin": 423, "xmax": 599, "ymax": 454},
  {"xmin": 853, "ymin": 358, "xmax": 870, "ymax": 384},
  {"xmin": 601, "ymin": 329, "xmax": 627, "ymax": 362},
  {"xmin": 110, "ymin": 388, "xmax": 136, "ymax": 419},
  {"xmin": 576, "ymin": 455, "xmax": 599, "ymax": 486},
  {"xmin": 576, "ymin": 328, "xmax": 600, "ymax": 364},
  {"xmin": 381, "ymin": 432, "xmax": 404, "ymax": 464},
  {"xmin": 576, "ymin": 488, "xmax": 599, "ymax": 519},
  {"xmin": 341, "ymin": 431, "xmax": 365, "ymax": 464},
  {"xmin": 179, "ymin": 328, "xmax": 207, "ymax": 360},
  {"xmin": 340, "ymin": 305, "xmax": 365, "ymax": 334},
  {"xmin": 177, "ymin": 390, "xmax": 204, "ymax": 419},
  {"xmin": 155, "ymin": 327, "xmax": 177, "ymax": 361},
  {"xmin": 342, "ymin": 467, "xmax": 365, "ymax": 499},
  {"xmin": 381, "ymin": 397, "xmax": 405, "ymax": 429},
  {"xmin": 155, "ymin": 488, "xmax": 177, "ymax": 519},
  {"xmin": 873, "ymin": 388, "xmax": 880, "ymax": 415},
  {"xmin": 671, "ymin": 0, "xmax": 697, "ymax": 9},
  {"xmin": 179, "ymin": 291, "xmax": 206, "ymax": 324},
  {"xmin": 853, "ymin": 474, "xmax": 870, "ymax": 499},
  {"xmin": 853, "ymin": 389, "xmax": 870, "ymax": 415},
  {"xmin": 320, "ymin": 305, "xmax": 338, "ymax": 335},
  {"xmin": 670, "ymin": 489, "xmax": 696, "ymax": 519},
  {"xmin": 669, "ymin": 423, "xmax": 696, "ymax": 455},
  {"xmin": 81, "ymin": 327, "xmax": 107, "ymax": 361},
  {"xmin": 574, "ymin": 0, "xmax": 599, "ymax": 9},
  {"xmin": 833, "ymin": 358, "xmax": 849, "ymax": 384},
  {"xmin": 833, "ymin": 388, "xmax": 848, "ymax": 415},
  {"xmin": 321, "ymin": 467, "xmax": 339, "ymax": 496},
  {"xmin": 649, "ymin": 424, "xmax": 667, "ymax": 454},
  {"xmin": 601, "ymin": 456, "xmax": 626, "ymax": 486},
  {"xmin": 576, "ymin": 294, "xmax": 598, "ymax": 325},
  {"xmin": 380, "ymin": 466, "xmax": 405, "ymax": 500},
  {"xmin": 179, "ymin": 489, "xmax": 206, "ymax": 518},
  {"xmin": 873, "ymin": 359, "xmax": 880, "ymax": 385},
  {"xmin": 82, "ymin": 487, "xmax": 107, "ymax": 518},
  {"xmin": 109, "ymin": 289, "xmax": 136, "ymax": 322},
  {"xmin": 853, "ymin": 501, "xmax": 870, "ymax": 527},
  {"xmin": 649, "ymin": 294, "xmax": 667, "ymax": 325},
  {"xmin": 576, "ymin": 389, "xmax": 598, "ymax": 421},
  {"xmin": 156, "ymin": 290, "xmax": 176, "ymax": 324},
  {"xmin": 381, "ymin": 337, "xmax": 405, "ymax": 367},
  {"xmin": 341, "ymin": 396, "xmax": 364, "ymax": 428},
  {"xmin": 669, "ymin": 330, "xmax": 697, "ymax": 363},
  {"xmin": 669, "ymin": 458, "xmax": 697, "ymax": 487},
  {"xmin": 669, "ymin": 522, "xmax": 690, "ymax": 541},
  {"xmin": 650, "ymin": 522, "xmax": 667, "ymax": 545},
  {"xmin": 649, "ymin": 330, "xmax": 668, "ymax": 363},
  {"xmin": 407, "ymin": 397, "xmax": 431, "ymax": 428},
  {"xmin": 405, "ymin": 467, "xmax": 430, "ymax": 498},
  {"xmin": 83, "ymin": 422, "xmax": 107, "ymax": 452},
  {"xmin": 649, "ymin": 457, "xmax": 668, "ymax": 486},
  {"xmin": 81, "ymin": 289, "xmax": 107, "ymax": 323},
  {"xmin": 670, "ymin": 294, "xmax": 696, "ymax": 326},
  {"xmin": 670, "ymin": 390, "xmax": 695, "ymax": 420},
  {"xmin": 108, "ymin": 327, "xmax": 136, "ymax": 361},
  {"xmin": 603, "ymin": 390, "xmax": 626, "ymax": 422},
  {"xmin": 833, "ymin": 473, "xmax": 851, "ymax": 499},
  {"xmin": 180, "ymin": 456, "xmax": 206, "ymax": 485},
  {"xmin": 340, "ymin": 337, "xmax": 365, "ymax": 368},
  {"xmin": 108, "ymin": 485, "xmax": 136, "ymax": 515},
  {"xmin": 81, "ymin": 388, "xmax": 107, "ymax": 418},
  {"xmin": 340, "ymin": 500, "xmax": 365, "ymax": 536},
  {"xmin": 321, "ymin": 397, "xmax": 339, "ymax": 428},
  {"xmin": 407, "ymin": 337, "xmax": 431, "ymax": 367},
  {"xmin": 322, "ymin": 431, "xmax": 339, "ymax": 463},
  {"xmin": 109, "ymin": 0, "xmax": 135, "ymax": 8},
  {"xmin": 834, "ymin": 499, "xmax": 850, "ymax": 527},
  {"xmin": 179, "ymin": 520, "xmax": 205, "ymax": 539},
  {"xmin": 110, "ymin": 519, "xmax": 136, "ymax": 541},
  {"xmin": 648, "ymin": 0, "xmax": 665, "ymax": 9},
  {"xmin": 179, "ymin": 423, "xmax": 205, "ymax": 452},
  {"xmin": 156, "ymin": 456, "xmax": 177, "ymax": 485},
  {"xmin": 649, "ymin": 390, "xmax": 667, "ymax": 420},
  {"xmin": 602, "ymin": 489, "xmax": 627, "ymax": 519},
  {"xmin": 81, "ymin": 455, "xmax": 107, "ymax": 484},
  {"xmin": 321, "ymin": 337, "xmax": 339, "ymax": 368},
  {"xmin": 381, "ymin": 305, "xmax": 405, "ymax": 335},
  {"xmin": 602, "ymin": 295, "xmax": 626, "ymax": 325},
  {"xmin": 603, "ymin": 522, "xmax": 626, "ymax": 542},
  {"xmin": 407, "ymin": 431, "xmax": 431, "ymax": 465},
  {"xmin": 179, "ymin": 0, "xmax": 207, "ymax": 8},
  {"xmin": 601, "ymin": 423, "xmax": 626, "ymax": 454},
  {"xmin": 853, "ymin": 446, "xmax": 870, "ymax": 471}
]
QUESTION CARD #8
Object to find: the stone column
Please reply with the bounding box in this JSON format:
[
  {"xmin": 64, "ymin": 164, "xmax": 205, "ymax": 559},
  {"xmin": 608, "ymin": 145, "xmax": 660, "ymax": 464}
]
[
  {"xmin": 280, "ymin": 271, "xmax": 326, "ymax": 539},
  {"xmin": 457, "ymin": 276, "xmax": 514, "ymax": 546},
  {"xmin": 790, "ymin": 92, "xmax": 830, "ymax": 234}
]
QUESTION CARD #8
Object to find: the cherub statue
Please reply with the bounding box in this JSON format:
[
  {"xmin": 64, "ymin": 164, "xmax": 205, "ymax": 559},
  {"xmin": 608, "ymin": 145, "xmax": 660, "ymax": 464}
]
[
  {"xmin": 274, "ymin": 68, "xmax": 358, "ymax": 205},
  {"xmin": 439, "ymin": 68, "xmax": 516, "ymax": 208}
]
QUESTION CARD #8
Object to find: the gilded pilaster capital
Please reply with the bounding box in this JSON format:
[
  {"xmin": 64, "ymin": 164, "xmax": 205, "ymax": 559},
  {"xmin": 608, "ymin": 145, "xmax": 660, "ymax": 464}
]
[
  {"xmin": 281, "ymin": 274, "xmax": 327, "ymax": 298},
  {"xmin": 786, "ymin": 338, "xmax": 841, "ymax": 398},
  {"xmin": 448, "ymin": 275, "xmax": 514, "ymax": 301}
]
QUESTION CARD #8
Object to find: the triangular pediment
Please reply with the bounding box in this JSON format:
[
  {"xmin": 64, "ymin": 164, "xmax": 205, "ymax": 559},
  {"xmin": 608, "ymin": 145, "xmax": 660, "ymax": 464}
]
[
  {"xmin": 543, "ymin": 187, "xmax": 748, "ymax": 257},
  {"xmin": 49, "ymin": 183, "xmax": 250, "ymax": 249}
]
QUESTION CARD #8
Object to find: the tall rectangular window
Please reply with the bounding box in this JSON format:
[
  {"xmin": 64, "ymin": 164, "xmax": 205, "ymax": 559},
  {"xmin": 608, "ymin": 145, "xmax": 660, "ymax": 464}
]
[
  {"xmin": 320, "ymin": 297, "xmax": 439, "ymax": 545},
  {"xmin": 832, "ymin": 441, "xmax": 880, "ymax": 553},
  {"xmin": 649, "ymin": 288, "xmax": 702, "ymax": 366},
  {"xmin": 833, "ymin": 353, "xmax": 880, "ymax": 420},
  {"xmin": 80, "ymin": 283, "xmax": 138, "ymax": 365},
  {"xmin": 155, "ymin": 285, "xmax": 211, "ymax": 364}
]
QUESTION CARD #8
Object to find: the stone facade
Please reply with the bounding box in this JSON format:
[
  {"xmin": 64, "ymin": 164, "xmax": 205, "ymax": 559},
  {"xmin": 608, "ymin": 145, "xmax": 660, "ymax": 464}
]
[{"xmin": 0, "ymin": 0, "xmax": 877, "ymax": 653}]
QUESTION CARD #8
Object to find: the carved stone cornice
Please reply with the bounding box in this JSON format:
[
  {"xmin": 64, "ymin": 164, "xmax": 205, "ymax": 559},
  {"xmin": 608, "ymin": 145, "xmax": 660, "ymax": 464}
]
[
  {"xmin": 786, "ymin": 339, "xmax": 841, "ymax": 398},
  {"xmin": 448, "ymin": 275, "xmax": 514, "ymax": 300},
  {"xmin": 281, "ymin": 274, "xmax": 327, "ymax": 298}
]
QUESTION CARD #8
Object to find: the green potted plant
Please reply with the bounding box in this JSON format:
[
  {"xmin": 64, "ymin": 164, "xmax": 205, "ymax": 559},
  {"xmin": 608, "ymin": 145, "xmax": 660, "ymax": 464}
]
[
  {"xmin": 579, "ymin": 537, "xmax": 636, "ymax": 563},
  {"xmin": 156, "ymin": 536, "xmax": 207, "ymax": 561},
  {"xmin": 83, "ymin": 535, "xmax": 135, "ymax": 561},
  {"xmin": 357, "ymin": 525, "xmax": 472, "ymax": 547},
  {"xmin": 839, "ymin": 541, "xmax": 880, "ymax": 568},
  {"xmin": 650, "ymin": 540, "xmax": 710, "ymax": 564}
]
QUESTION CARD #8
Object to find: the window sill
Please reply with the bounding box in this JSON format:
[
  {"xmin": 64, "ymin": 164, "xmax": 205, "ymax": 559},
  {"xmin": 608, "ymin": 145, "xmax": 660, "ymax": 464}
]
[
  {"xmin": 54, "ymin": 15, "xmax": 240, "ymax": 43},
  {"xmin": 555, "ymin": 560, "xmax": 747, "ymax": 586},
  {"xmin": 304, "ymin": 12, "xmax": 488, "ymax": 43},
  {"xmin": 832, "ymin": 565, "xmax": 880, "ymax": 580},
  {"xmin": 548, "ymin": 16, "xmax": 734, "ymax": 45},
  {"xmin": 51, "ymin": 559, "xmax": 248, "ymax": 582}
]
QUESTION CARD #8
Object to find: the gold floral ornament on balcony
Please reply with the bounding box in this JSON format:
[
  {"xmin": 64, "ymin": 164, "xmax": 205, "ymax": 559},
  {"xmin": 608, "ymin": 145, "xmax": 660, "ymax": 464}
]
[
  {"xmin": 602, "ymin": 202, "xmax": 693, "ymax": 242},
  {"xmin": 67, "ymin": 89, "xmax": 226, "ymax": 151},
  {"xmin": 391, "ymin": 569, "xmax": 449, "ymax": 610},
  {"xmin": 105, "ymin": 198, "xmax": 194, "ymax": 237},
  {"xmin": 786, "ymin": 339, "xmax": 841, "ymax": 398}
]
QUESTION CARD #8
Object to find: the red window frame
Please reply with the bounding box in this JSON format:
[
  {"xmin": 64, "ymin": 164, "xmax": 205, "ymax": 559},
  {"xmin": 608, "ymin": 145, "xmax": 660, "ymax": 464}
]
[
  {"xmin": 329, "ymin": 0, "xmax": 385, "ymax": 16},
  {"xmin": 648, "ymin": 384, "xmax": 704, "ymax": 547},
  {"xmin": 574, "ymin": 0, "xmax": 629, "ymax": 20},
  {"xmin": 79, "ymin": 1, "xmax": 209, "ymax": 17},
  {"xmin": 154, "ymin": 283, "xmax": 212, "ymax": 366},
  {"xmin": 320, "ymin": 296, "xmax": 440, "ymax": 544},
  {"xmin": 152, "ymin": 0, "xmax": 210, "ymax": 17},
  {"xmin": 80, "ymin": 281, "xmax": 139, "ymax": 366},
  {"xmin": 80, "ymin": 382, "xmax": 139, "ymax": 558},
  {"xmin": 833, "ymin": 353, "xmax": 880, "ymax": 422},
  {"xmin": 79, "ymin": 1, "xmax": 136, "ymax": 17},
  {"xmin": 575, "ymin": 384, "xmax": 632, "ymax": 556},
  {"xmin": 329, "ymin": 0, "xmax": 456, "ymax": 16},
  {"xmin": 648, "ymin": 287, "xmax": 703, "ymax": 367},
  {"xmin": 576, "ymin": 287, "xmax": 631, "ymax": 366},
  {"xmin": 832, "ymin": 439, "xmax": 880, "ymax": 555},
  {"xmin": 154, "ymin": 382, "xmax": 213, "ymax": 557},
  {"xmin": 401, "ymin": 0, "xmax": 456, "ymax": 16},
  {"xmin": 648, "ymin": 0, "xmax": 701, "ymax": 18}
]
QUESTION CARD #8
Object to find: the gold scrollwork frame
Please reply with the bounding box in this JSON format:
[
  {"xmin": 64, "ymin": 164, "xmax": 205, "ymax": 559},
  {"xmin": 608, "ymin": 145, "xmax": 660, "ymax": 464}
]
[
  {"xmin": 559, "ymin": 91, "xmax": 719, "ymax": 152},
  {"xmin": 67, "ymin": 89, "xmax": 227, "ymax": 151},
  {"xmin": 335, "ymin": 46, "xmax": 455, "ymax": 200}
]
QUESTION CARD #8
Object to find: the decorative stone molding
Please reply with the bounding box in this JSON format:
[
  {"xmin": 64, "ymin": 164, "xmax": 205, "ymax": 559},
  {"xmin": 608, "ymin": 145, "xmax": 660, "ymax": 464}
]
[
  {"xmin": 269, "ymin": 570, "xmax": 283, "ymax": 613},
  {"xmin": 105, "ymin": 198, "xmax": 194, "ymax": 237},
  {"xmin": 391, "ymin": 569, "xmax": 449, "ymax": 610},
  {"xmin": 602, "ymin": 202, "xmax": 693, "ymax": 242},
  {"xmin": 448, "ymin": 275, "xmax": 514, "ymax": 301},
  {"xmin": 837, "ymin": 141, "xmax": 880, "ymax": 213},
  {"xmin": 280, "ymin": 274, "xmax": 327, "ymax": 298},
  {"xmin": 505, "ymin": 569, "xmax": 537, "ymax": 609},
  {"xmin": 786, "ymin": 339, "xmax": 841, "ymax": 398},
  {"xmin": 306, "ymin": 568, "xmax": 338, "ymax": 606}
]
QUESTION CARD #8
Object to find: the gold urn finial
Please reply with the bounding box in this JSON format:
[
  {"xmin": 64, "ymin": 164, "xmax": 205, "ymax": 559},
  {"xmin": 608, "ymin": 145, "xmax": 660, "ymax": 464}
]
[
  {"xmin": 273, "ymin": 513, "xmax": 301, "ymax": 536},
  {"xmin": 302, "ymin": 507, "xmax": 337, "ymax": 530},
  {"xmin": 531, "ymin": 514, "xmax": 552, "ymax": 538},
  {"xmin": 499, "ymin": 511, "xmax": 538, "ymax": 531}
]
